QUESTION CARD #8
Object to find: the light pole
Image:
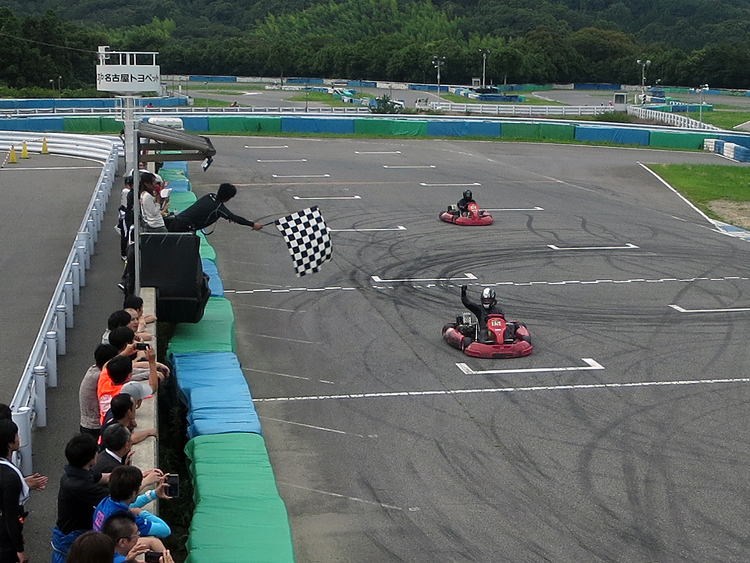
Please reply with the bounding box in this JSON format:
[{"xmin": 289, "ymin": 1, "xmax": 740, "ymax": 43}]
[
  {"xmin": 57, "ymin": 75, "xmax": 62, "ymax": 95},
  {"xmin": 49, "ymin": 79, "xmax": 54, "ymax": 95},
  {"xmin": 479, "ymin": 49, "xmax": 491, "ymax": 89},
  {"xmin": 699, "ymin": 84, "xmax": 709, "ymax": 124},
  {"xmin": 432, "ymin": 56, "xmax": 445, "ymax": 101},
  {"xmin": 636, "ymin": 59, "xmax": 650, "ymax": 103}
]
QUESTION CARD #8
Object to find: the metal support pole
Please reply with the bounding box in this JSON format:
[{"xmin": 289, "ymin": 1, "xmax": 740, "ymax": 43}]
[
  {"xmin": 55, "ymin": 305, "xmax": 67, "ymax": 355},
  {"xmin": 63, "ymin": 281, "xmax": 74, "ymax": 327},
  {"xmin": 123, "ymin": 96, "xmax": 142, "ymax": 295},
  {"xmin": 12, "ymin": 407, "xmax": 32, "ymax": 476},
  {"xmin": 33, "ymin": 366, "xmax": 47, "ymax": 427},
  {"xmin": 45, "ymin": 331, "xmax": 58, "ymax": 387}
]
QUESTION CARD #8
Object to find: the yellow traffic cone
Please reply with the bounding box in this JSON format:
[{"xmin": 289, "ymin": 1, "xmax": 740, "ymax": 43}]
[
  {"xmin": 8, "ymin": 146, "xmax": 17, "ymax": 164},
  {"xmin": 42, "ymin": 137, "xmax": 48, "ymax": 154},
  {"xmin": 21, "ymin": 141, "xmax": 29, "ymax": 159}
]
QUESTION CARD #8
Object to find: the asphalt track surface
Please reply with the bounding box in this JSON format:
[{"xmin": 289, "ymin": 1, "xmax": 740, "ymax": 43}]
[
  {"xmin": 9, "ymin": 135, "xmax": 750, "ymax": 563},
  {"xmin": 190, "ymin": 137, "xmax": 750, "ymax": 563}
]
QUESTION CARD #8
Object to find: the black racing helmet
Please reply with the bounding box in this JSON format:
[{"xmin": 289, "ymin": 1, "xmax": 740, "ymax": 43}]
[
  {"xmin": 481, "ymin": 287, "xmax": 496, "ymax": 309},
  {"xmin": 463, "ymin": 190, "xmax": 473, "ymax": 200}
]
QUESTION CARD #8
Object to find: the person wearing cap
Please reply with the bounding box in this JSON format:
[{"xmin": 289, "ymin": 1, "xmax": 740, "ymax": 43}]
[
  {"xmin": 138, "ymin": 172, "xmax": 168, "ymax": 233},
  {"xmin": 100, "ymin": 385, "xmax": 156, "ymax": 448},
  {"xmin": 166, "ymin": 183, "xmax": 264, "ymax": 233}
]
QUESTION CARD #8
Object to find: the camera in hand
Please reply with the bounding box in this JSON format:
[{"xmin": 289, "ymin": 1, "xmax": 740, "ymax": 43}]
[
  {"xmin": 144, "ymin": 551, "xmax": 162, "ymax": 563},
  {"xmin": 166, "ymin": 474, "xmax": 179, "ymax": 498},
  {"xmin": 136, "ymin": 342, "xmax": 150, "ymax": 350}
]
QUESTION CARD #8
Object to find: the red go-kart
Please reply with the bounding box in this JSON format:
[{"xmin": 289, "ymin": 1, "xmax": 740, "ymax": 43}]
[
  {"xmin": 439, "ymin": 202, "xmax": 493, "ymax": 226},
  {"xmin": 443, "ymin": 313, "xmax": 532, "ymax": 359}
]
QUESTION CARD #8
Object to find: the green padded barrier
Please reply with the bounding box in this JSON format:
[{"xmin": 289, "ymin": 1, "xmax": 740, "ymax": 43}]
[
  {"xmin": 63, "ymin": 116, "xmax": 102, "ymax": 133},
  {"xmin": 649, "ymin": 130, "xmax": 717, "ymax": 149},
  {"xmin": 100, "ymin": 117, "xmax": 123, "ymax": 134},
  {"xmin": 502, "ymin": 122, "xmax": 541, "ymax": 139},
  {"xmin": 168, "ymin": 191, "xmax": 197, "ymax": 214},
  {"xmin": 184, "ymin": 434, "xmax": 295, "ymax": 563},
  {"xmin": 207, "ymin": 116, "xmax": 249, "ymax": 133},
  {"xmin": 391, "ymin": 119, "xmax": 427, "ymax": 136},
  {"xmin": 159, "ymin": 169, "xmax": 188, "ymax": 181},
  {"xmin": 245, "ymin": 117, "xmax": 282, "ymax": 133},
  {"xmin": 167, "ymin": 297, "xmax": 235, "ymax": 354},
  {"xmin": 540, "ymin": 122, "xmax": 575, "ymax": 141},
  {"xmin": 354, "ymin": 118, "xmax": 394, "ymax": 135},
  {"xmin": 197, "ymin": 231, "xmax": 217, "ymax": 262}
]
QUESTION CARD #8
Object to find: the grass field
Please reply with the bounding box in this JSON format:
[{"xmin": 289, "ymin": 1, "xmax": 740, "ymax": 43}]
[{"xmin": 647, "ymin": 163, "xmax": 750, "ymax": 224}]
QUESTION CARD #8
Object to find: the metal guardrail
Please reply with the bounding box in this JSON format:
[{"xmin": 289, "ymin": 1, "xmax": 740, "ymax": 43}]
[
  {"xmin": 428, "ymin": 102, "xmax": 616, "ymax": 116},
  {"xmin": 0, "ymin": 106, "xmax": 371, "ymax": 117},
  {"xmin": 627, "ymin": 106, "xmax": 722, "ymax": 130},
  {"xmin": 6, "ymin": 133, "xmax": 119, "ymax": 475}
]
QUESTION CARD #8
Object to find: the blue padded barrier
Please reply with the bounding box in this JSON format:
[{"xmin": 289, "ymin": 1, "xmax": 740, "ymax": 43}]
[
  {"xmin": 189, "ymin": 76, "xmax": 236, "ymax": 82},
  {"xmin": 201, "ymin": 259, "xmax": 224, "ymax": 297},
  {"xmin": 719, "ymin": 134, "xmax": 750, "ymax": 150},
  {"xmin": 427, "ymin": 120, "xmax": 502, "ymax": 137},
  {"xmin": 281, "ymin": 116, "xmax": 355, "ymax": 134},
  {"xmin": 170, "ymin": 352, "xmax": 262, "ymax": 438},
  {"xmin": 574, "ymin": 125, "xmax": 650, "ymax": 145},
  {"xmin": 0, "ymin": 117, "xmax": 65, "ymax": 132},
  {"xmin": 165, "ymin": 178, "xmax": 191, "ymax": 193},
  {"xmin": 161, "ymin": 161, "xmax": 189, "ymax": 173},
  {"xmin": 735, "ymin": 146, "xmax": 750, "ymax": 162},
  {"xmin": 179, "ymin": 116, "xmax": 210, "ymax": 132}
]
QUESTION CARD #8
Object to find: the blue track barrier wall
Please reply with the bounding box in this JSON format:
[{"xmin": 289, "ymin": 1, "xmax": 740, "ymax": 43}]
[
  {"xmin": 574, "ymin": 125, "xmax": 651, "ymax": 145},
  {"xmin": 426, "ymin": 120, "xmax": 502, "ymax": 137},
  {"xmin": 281, "ymin": 116, "xmax": 355, "ymax": 134}
]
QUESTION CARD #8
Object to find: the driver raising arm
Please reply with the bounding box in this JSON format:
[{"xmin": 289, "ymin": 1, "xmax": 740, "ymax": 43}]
[{"xmin": 461, "ymin": 285, "xmax": 505, "ymax": 343}]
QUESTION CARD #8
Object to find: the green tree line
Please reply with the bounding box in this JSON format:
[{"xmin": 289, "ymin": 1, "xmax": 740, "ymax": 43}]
[{"xmin": 3, "ymin": 0, "xmax": 750, "ymax": 91}]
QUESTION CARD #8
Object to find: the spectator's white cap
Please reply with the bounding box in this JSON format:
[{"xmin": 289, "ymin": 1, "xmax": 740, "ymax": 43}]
[
  {"xmin": 153, "ymin": 173, "xmax": 163, "ymax": 185},
  {"xmin": 120, "ymin": 381, "xmax": 149, "ymax": 402}
]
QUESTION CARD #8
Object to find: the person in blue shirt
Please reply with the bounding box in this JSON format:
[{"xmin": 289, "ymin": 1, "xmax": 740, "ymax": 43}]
[
  {"xmin": 92, "ymin": 465, "xmax": 171, "ymax": 538},
  {"xmin": 102, "ymin": 511, "xmax": 167, "ymax": 563}
]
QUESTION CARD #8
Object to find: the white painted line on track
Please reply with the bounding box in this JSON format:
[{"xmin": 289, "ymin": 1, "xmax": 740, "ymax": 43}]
[
  {"xmin": 272, "ymin": 174, "xmax": 330, "ymax": 178},
  {"xmin": 242, "ymin": 367, "xmax": 332, "ymax": 383},
  {"xmin": 0, "ymin": 166, "xmax": 103, "ymax": 171},
  {"xmin": 260, "ymin": 416, "xmax": 370, "ymax": 438},
  {"xmin": 242, "ymin": 366, "xmax": 334, "ymax": 384},
  {"xmin": 420, "ymin": 182, "xmax": 481, "ymax": 187},
  {"xmin": 355, "ymin": 151, "xmax": 401, "ymax": 154},
  {"xmin": 669, "ymin": 304, "xmax": 750, "ymax": 313},
  {"xmin": 331, "ymin": 226, "xmax": 406, "ymax": 232},
  {"xmin": 547, "ymin": 243, "xmax": 639, "ymax": 251},
  {"xmin": 484, "ymin": 206, "xmax": 544, "ymax": 212},
  {"xmin": 258, "ymin": 159, "xmax": 307, "ymax": 162},
  {"xmin": 372, "ymin": 273, "xmax": 477, "ymax": 283},
  {"xmin": 456, "ymin": 358, "xmax": 604, "ymax": 375},
  {"xmin": 255, "ymin": 376, "xmax": 750, "ymax": 403},
  {"xmin": 383, "ymin": 165, "xmax": 436, "ymax": 169},
  {"xmin": 277, "ymin": 481, "xmax": 403, "ymax": 511},
  {"xmin": 245, "ymin": 145, "xmax": 289, "ymax": 149},
  {"xmin": 237, "ymin": 332, "xmax": 317, "ymax": 344},
  {"xmin": 294, "ymin": 195, "xmax": 361, "ymax": 200}
]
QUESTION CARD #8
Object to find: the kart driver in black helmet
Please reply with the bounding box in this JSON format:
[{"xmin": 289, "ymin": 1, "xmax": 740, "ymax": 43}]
[
  {"xmin": 461, "ymin": 285, "xmax": 514, "ymax": 343},
  {"xmin": 456, "ymin": 190, "xmax": 476, "ymax": 216}
]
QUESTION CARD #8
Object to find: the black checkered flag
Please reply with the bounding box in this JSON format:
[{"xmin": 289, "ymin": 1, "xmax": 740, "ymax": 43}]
[{"xmin": 274, "ymin": 206, "xmax": 332, "ymax": 276}]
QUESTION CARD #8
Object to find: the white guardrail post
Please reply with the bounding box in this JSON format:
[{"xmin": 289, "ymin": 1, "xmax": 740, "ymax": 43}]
[{"xmin": 7, "ymin": 135, "xmax": 118, "ymax": 474}]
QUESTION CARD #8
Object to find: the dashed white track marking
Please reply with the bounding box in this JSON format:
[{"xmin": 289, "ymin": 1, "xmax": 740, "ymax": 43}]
[
  {"xmin": 354, "ymin": 151, "xmax": 401, "ymax": 154},
  {"xmin": 484, "ymin": 206, "xmax": 544, "ymax": 212},
  {"xmin": 548, "ymin": 243, "xmax": 639, "ymax": 250},
  {"xmin": 277, "ymin": 481, "xmax": 403, "ymax": 511},
  {"xmin": 669, "ymin": 304, "xmax": 750, "ymax": 313},
  {"xmin": 420, "ymin": 182, "xmax": 481, "ymax": 187},
  {"xmin": 254, "ymin": 376, "xmax": 750, "ymax": 404},
  {"xmin": 245, "ymin": 145, "xmax": 289, "ymax": 149},
  {"xmin": 331, "ymin": 226, "xmax": 406, "ymax": 232},
  {"xmin": 383, "ymin": 165, "xmax": 436, "ymax": 169},
  {"xmin": 456, "ymin": 358, "xmax": 604, "ymax": 375},
  {"xmin": 260, "ymin": 416, "xmax": 370, "ymax": 438},
  {"xmin": 293, "ymin": 195, "xmax": 361, "ymax": 200},
  {"xmin": 371, "ymin": 273, "xmax": 477, "ymax": 283},
  {"xmin": 258, "ymin": 159, "xmax": 307, "ymax": 162},
  {"xmin": 272, "ymin": 174, "xmax": 330, "ymax": 178}
]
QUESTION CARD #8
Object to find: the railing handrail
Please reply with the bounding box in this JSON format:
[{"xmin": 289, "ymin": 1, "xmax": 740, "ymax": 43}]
[
  {"xmin": 627, "ymin": 106, "xmax": 722, "ymax": 130},
  {"xmin": 6, "ymin": 133, "xmax": 118, "ymax": 474}
]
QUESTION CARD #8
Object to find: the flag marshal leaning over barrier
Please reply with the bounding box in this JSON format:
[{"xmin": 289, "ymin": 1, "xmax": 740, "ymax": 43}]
[{"xmin": 274, "ymin": 206, "xmax": 332, "ymax": 276}]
